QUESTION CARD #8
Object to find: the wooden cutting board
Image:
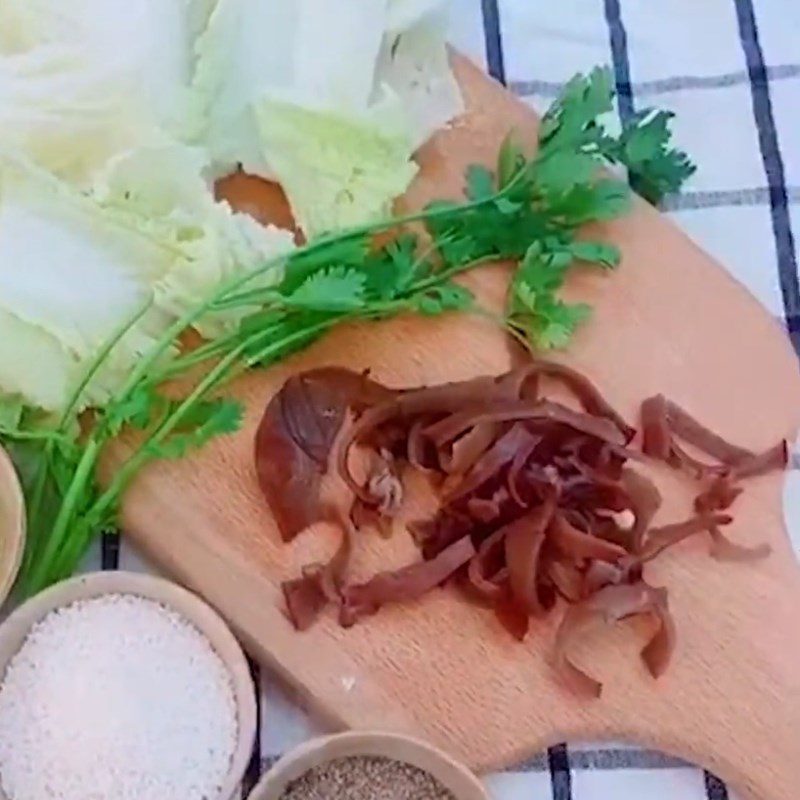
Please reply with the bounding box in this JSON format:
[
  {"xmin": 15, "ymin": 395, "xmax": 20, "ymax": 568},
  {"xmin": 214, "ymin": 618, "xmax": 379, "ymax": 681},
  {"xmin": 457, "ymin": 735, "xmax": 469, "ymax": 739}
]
[{"xmin": 118, "ymin": 57, "xmax": 800, "ymax": 799}]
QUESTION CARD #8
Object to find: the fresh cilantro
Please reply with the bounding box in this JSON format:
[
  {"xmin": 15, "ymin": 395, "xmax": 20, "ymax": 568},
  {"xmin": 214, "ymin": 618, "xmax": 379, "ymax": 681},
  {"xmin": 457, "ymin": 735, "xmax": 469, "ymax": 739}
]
[
  {"xmin": 425, "ymin": 191, "xmax": 554, "ymax": 264},
  {"xmin": 495, "ymin": 197, "xmax": 522, "ymax": 215},
  {"xmin": 509, "ymin": 274, "xmax": 592, "ymax": 350},
  {"xmin": 617, "ymin": 109, "xmax": 696, "ymax": 204},
  {"xmin": 285, "ymin": 266, "xmax": 366, "ymax": 312},
  {"xmin": 240, "ymin": 309, "xmax": 339, "ymax": 367},
  {"xmin": 104, "ymin": 385, "xmax": 159, "ymax": 435},
  {"xmin": 568, "ymin": 240, "xmax": 621, "ymax": 269},
  {"xmin": 496, "ymin": 133, "xmax": 526, "ymax": 189},
  {"xmin": 362, "ymin": 233, "xmax": 422, "ymax": 301},
  {"xmin": 517, "ymin": 242, "xmax": 569, "ymax": 292},
  {"xmin": 386, "ymin": 232, "xmax": 422, "ymax": 281},
  {"xmin": 279, "ymin": 236, "xmax": 368, "ymax": 294},
  {"xmin": 506, "ymin": 238, "xmax": 606, "ymax": 349},
  {"xmin": 547, "ymin": 179, "xmax": 631, "ymax": 224},
  {"xmin": 147, "ymin": 399, "xmax": 243, "ymax": 460},
  {"xmin": 538, "ymin": 66, "xmax": 615, "ymax": 154},
  {"xmin": 411, "ymin": 283, "xmax": 474, "ymax": 316},
  {"xmin": 538, "ymin": 68, "xmax": 694, "ymax": 205},
  {"xmin": 534, "ymin": 300, "xmax": 593, "ymax": 349},
  {"xmin": 534, "ymin": 151, "xmax": 601, "ymax": 197},
  {"xmin": 465, "ymin": 164, "xmax": 495, "ymax": 200}
]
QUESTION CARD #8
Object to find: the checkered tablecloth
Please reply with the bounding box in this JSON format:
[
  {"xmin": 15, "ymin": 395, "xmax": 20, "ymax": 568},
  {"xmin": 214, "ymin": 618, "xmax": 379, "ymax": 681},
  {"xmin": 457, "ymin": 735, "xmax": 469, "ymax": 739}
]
[{"xmin": 95, "ymin": 1, "xmax": 800, "ymax": 798}]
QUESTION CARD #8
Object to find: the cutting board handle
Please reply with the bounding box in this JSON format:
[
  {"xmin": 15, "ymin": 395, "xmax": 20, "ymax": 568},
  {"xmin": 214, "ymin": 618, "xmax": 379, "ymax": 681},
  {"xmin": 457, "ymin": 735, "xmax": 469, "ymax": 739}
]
[{"xmin": 622, "ymin": 565, "xmax": 800, "ymax": 800}]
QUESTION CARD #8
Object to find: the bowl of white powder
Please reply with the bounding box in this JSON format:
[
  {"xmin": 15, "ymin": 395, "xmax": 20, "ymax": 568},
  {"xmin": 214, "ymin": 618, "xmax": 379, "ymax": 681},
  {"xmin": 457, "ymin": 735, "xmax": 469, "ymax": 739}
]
[{"xmin": 0, "ymin": 571, "xmax": 257, "ymax": 800}]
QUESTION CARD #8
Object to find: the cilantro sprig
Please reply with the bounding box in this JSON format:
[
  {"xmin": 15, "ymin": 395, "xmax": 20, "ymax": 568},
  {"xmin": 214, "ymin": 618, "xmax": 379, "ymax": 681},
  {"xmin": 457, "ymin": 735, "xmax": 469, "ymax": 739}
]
[
  {"xmin": 429, "ymin": 66, "xmax": 693, "ymax": 352},
  {"xmin": 3, "ymin": 65, "xmax": 693, "ymax": 594}
]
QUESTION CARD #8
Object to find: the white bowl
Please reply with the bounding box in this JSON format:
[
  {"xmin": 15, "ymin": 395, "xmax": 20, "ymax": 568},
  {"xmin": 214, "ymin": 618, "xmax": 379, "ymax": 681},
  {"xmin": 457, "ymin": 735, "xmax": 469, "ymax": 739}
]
[
  {"xmin": 0, "ymin": 446, "xmax": 24, "ymax": 608},
  {"xmin": 0, "ymin": 571, "xmax": 257, "ymax": 800}
]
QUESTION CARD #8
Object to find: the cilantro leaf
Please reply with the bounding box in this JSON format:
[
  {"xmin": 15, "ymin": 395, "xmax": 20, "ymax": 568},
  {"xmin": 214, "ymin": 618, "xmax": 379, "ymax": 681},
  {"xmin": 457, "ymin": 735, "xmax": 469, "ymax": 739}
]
[
  {"xmin": 538, "ymin": 67, "xmax": 614, "ymax": 153},
  {"xmin": 538, "ymin": 68, "xmax": 694, "ymax": 207},
  {"xmin": 616, "ymin": 109, "xmax": 696, "ymax": 204},
  {"xmin": 466, "ymin": 164, "xmax": 495, "ymax": 200},
  {"xmin": 516, "ymin": 242, "xmax": 569, "ymax": 295},
  {"xmin": 534, "ymin": 300, "xmax": 592, "ymax": 349},
  {"xmin": 622, "ymin": 110, "xmax": 677, "ymax": 163},
  {"xmin": 279, "ymin": 235, "xmax": 369, "ymax": 294},
  {"xmin": 496, "ymin": 132, "xmax": 526, "ymax": 189},
  {"xmin": 547, "ymin": 179, "xmax": 631, "ymax": 225},
  {"xmin": 237, "ymin": 308, "xmax": 288, "ymax": 339},
  {"xmin": 148, "ymin": 399, "xmax": 243, "ymax": 460},
  {"xmin": 362, "ymin": 233, "xmax": 422, "ymax": 301},
  {"xmin": 411, "ymin": 283, "xmax": 474, "ymax": 315},
  {"xmin": 534, "ymin": 151, "xmax": 601, "ymax": 196},
  {"xmin": 386, "ymin": 233, "xmax": 422, "ymax": 282},
  {"xmin": 507, "ymin": 240, "xmax": 597, "ymax": 349},
  {"xmin": 285, "ymin": 266, "xmax": 366, "ymax": 312},
  {"xmin": 104, "ymin": 385, "xmax": 159, "ymax": 435},
  {"xmin": 426, "ymin": 191, "xmax": 553, "ymax": 264},
  {"xmin": 509, "ymin": 287, "xmax": 592, "ymax": 350},
  {"xmin": 239, "ymin": 309, "xmax": 337, "ymax": 366},
  {"xmin": 495, "ymin": 197, "xmax": 522, "ymax": 215},
  {"xmin": 568, "ymin": 240, "xmax": 621, "ymax": 269}
]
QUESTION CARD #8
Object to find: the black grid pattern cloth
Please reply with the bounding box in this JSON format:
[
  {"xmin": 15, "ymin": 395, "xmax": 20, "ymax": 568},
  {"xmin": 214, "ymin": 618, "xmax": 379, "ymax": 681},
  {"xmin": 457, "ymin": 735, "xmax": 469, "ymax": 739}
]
[{"xmin": 95, "ymin": 1, "xmax": 800, "ymax": 798}]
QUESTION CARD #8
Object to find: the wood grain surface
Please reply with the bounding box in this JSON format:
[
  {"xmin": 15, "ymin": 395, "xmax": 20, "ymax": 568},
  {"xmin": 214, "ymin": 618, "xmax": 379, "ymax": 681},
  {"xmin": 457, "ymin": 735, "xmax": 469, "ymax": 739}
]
[{"xmin": 116, "ymin": 57, "xmax": 800, "ymax": 799}]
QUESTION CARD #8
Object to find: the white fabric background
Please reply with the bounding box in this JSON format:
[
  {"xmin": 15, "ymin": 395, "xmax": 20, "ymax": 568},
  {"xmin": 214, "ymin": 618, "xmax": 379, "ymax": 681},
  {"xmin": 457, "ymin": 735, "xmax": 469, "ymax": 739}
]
[{"xmin": 92, "ymin": 1, "xmax": 800, "ymax": 798}]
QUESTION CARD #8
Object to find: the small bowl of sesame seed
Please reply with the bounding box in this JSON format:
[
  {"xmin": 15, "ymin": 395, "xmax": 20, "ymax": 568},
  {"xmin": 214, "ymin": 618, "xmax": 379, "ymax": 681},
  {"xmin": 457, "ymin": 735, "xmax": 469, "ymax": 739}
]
[
  {"xmin": 0, "ymin": 571, "xmax": 257, "ymax": 800},
  {"xmin": 0, "ymin": 446, "xmax": 25, "ymax": 609},
  {"xmin": 247, "ymin": 731, "xmax": 489, "ymax": 800}
]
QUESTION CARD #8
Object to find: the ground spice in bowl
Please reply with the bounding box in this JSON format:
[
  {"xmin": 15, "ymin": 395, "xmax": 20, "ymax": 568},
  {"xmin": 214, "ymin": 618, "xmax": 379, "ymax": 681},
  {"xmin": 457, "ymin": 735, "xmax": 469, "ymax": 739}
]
[
  {"xmin": 279, "ymin": 755, "xmax": 457, "ymax": 800},
  {"xmin": 0, "ymin": 593, "xmax": 238, "ymax": 800}
]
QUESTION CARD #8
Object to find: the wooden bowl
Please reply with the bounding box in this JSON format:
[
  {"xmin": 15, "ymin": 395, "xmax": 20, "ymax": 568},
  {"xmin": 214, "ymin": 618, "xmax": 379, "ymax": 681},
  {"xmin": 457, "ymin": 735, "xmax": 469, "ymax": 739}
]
[
  {"xmin": 0, "ymin": 571, "xmax": 257, "ymax": 800},
  {"xmin": 0, "ymin": 446, "xmax": 24, "ymax": 608},
  {"xmin": 246, "ymin": 731, "xmax": 489, "ymax": 800}
]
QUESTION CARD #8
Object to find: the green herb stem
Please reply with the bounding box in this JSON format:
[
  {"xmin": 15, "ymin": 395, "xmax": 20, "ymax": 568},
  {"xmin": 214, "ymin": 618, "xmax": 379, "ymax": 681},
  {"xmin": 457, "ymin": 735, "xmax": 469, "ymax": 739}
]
[
  {"xmin": 24, "ymin": 438, "xmax": 101, "ymax": 594},
  {"xmin": 44, "ymin": 315, "xmax": 335, "ymax": 582},
  {"xmin": 48, "ymin": 350, "xmax": 247, "ymax": 583}
]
